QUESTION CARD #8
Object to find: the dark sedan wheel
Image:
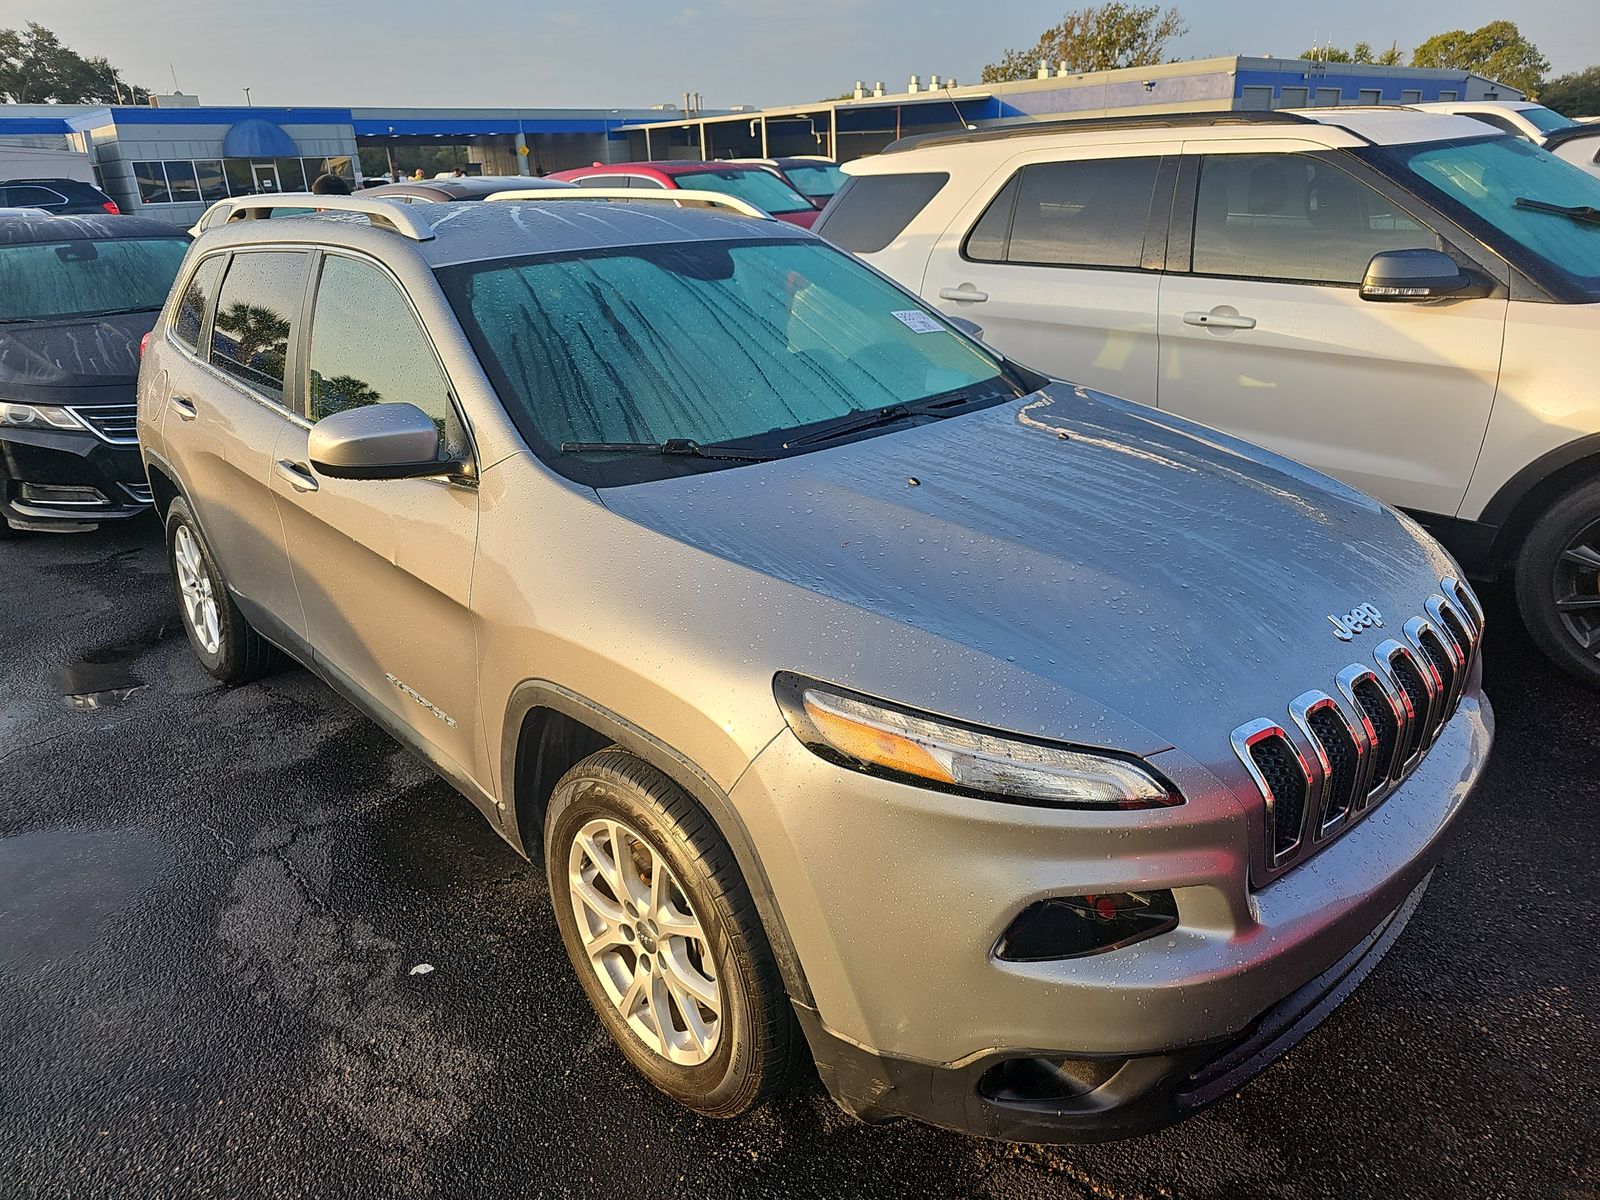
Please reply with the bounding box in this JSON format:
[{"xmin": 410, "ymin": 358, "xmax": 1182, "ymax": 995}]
[{"xmin": 1516, "ymin": 480, "xmax": 1600, "ymax": 688}]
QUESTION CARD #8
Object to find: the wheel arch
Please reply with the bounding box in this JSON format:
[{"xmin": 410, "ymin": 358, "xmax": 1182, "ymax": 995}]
[
  {"xmin": 502, "ymin": 679, "xmax": 815, "ymax": 1007},
  {"xmin": 1480, "ymin": 434, "xmax": 1600, "ymax": 576}
]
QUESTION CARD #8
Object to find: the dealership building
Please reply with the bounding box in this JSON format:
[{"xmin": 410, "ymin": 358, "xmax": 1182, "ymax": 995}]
[{"xmin": 0, "ymin": 56, "xmax": 1525, "ymax": 226}]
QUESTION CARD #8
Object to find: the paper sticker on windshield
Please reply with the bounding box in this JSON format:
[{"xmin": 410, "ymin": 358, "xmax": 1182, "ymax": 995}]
[{"xmin": 892, "ymin": 310, "xmax": 944, "ymax": 334}]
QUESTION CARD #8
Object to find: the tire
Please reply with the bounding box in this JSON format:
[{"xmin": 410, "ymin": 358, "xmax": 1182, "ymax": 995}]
[
  {"xmin": 1514, "ymin": 478, "xmax": 1600, "ymax": 689},
  {"xmin": 545, "ymin": 748, "xmax": 802, "ymax": 1118},
  {"xmin": 165, "ymin": 496, "xmax": 280, "ymax": 684}
]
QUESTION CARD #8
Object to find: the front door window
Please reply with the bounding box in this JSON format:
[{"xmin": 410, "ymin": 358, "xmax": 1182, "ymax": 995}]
[{"xmin": 251, "ymin": 163, "xmax": 280, "ymax": 194}]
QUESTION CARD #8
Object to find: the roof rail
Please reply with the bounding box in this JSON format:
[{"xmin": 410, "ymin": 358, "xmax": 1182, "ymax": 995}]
[
  {"xmin": 485, "ymin": 186, "xmax": 771, "ymax": 220},
  {"xmin": 189, "ymin": 193, "xmax": 435, "ymax": 241},
  {"xmin": 883, "ymin": 109, "xmax": 1318, "ymax": 155}
]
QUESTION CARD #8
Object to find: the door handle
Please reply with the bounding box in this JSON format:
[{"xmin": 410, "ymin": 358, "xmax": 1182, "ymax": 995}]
[
  {"xmin": 938, "ymin": 284, "xmax": 989, "ymax": 303},
  {"xmin": 169, "ymin": 394, "xmax": 198, "ymax": 420},
  {"xmin": 1183, "ymin": 309, "xmax": 1257, "ymax": 330},
  {"xmin": 274, "ymin": 459, "xmax": 320, "ymax": 493}
]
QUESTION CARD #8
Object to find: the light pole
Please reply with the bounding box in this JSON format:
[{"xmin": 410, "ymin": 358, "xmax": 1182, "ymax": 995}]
[{"xmin": 243, "ymin": 87, "xmax": 252, "ymax": 107}]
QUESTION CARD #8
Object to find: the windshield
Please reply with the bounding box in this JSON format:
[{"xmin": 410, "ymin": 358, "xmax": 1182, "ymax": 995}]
[
  {"xmin": 1521, "ymin": 106, "xmax": 1581, "ymax": 135},
  {"xmin": 440, "ymin": 237, "xmax": 1020, "ymax": 484},
  {"xmin": 781, "ymin": 162, "xmax": 847, "ymax": 201},
  {"xmin": 1364, "ymin": 135, "xmax": 1600, "ymax": 295},
  {"xmin": 672, "ymin": 169, "xmax": 814, "ymax": 215},
  {"xmin": 0, "ymin": 236, "xmax": 189, "ymax": 322}
]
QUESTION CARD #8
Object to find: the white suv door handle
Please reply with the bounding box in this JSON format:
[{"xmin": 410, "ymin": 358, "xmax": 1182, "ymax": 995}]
[
  {"xmin": 1183, "ymin": 309, "xmax": 1257, "ymax": 330},
  {"xmin": 274, "ymin": 459, "xmax": 320, "ymax": 493},
  {"xmin": 938, "ymin": 284, "xmax": 989, "ymax": 303}
]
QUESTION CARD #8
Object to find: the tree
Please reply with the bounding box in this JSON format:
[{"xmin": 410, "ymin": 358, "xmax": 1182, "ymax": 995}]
[
  {"xmin": 1538, "ymin": 66, "xmax": 1600, "ymax": 117},
  {"xmin": 1297, "ymin": 40, "xmax": 1403, "ymax": 65},
  {"xmin": 1298, "ymin": 44, "xmax": 1353, "ymax": 63},
  {"xmin": 1375, "ymin": 42, "xmax": 1404, "ymax": 66},
  {"xmin": 1411, "ymin": 21, "xmax": 1548, "ymax": 95},
  {"xmin": 981, "ymin": 4, "xmax": 1187, "ymax": 84},
  {"xmin": 0, "ymin": 23, "xmax": 149, "ymax": 104}
]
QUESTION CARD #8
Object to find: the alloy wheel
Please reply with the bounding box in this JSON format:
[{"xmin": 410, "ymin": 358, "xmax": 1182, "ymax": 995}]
[
  {"xmin": 174, "ymin": 524, "xmax": 222, "ymax": 656},
  {"xmin": 567, "ymin": 817, "xmax": 722, "ymax": 1066},
  {"xmin": 1554, "ymin": 518, "xmax": 1600, "ymax": 658}
]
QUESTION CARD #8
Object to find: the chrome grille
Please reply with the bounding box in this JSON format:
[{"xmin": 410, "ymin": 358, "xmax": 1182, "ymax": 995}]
[
  {"xmin": 71, "ymin": 404, "xmax": 138, "ymax": 445},
  {"xmin": 1231, "ymin": 577, "xmax": 1484, "ymax": 885}
]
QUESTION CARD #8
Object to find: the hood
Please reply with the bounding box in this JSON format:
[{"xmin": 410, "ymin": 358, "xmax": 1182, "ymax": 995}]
[
  {"xmin": 599, "ymin": 385, "xmax": 1458, "ymax": 766},
  {"xmin": 0, "ymin": 310, "xmax": 157, "ymax": 404}
]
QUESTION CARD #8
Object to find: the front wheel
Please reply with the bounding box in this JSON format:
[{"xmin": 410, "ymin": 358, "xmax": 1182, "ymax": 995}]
[
  {"xmin": 1514, "ymin": 479, "xmax": 1600, "ymax": 689},
  {"xmin": 545, "ymin": 748, "xmax": 801, "ymax": 1118}
]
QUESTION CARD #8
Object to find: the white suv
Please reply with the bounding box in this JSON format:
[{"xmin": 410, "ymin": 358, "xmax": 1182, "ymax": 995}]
[{"xmin": 818, "ymin": 108, "xmax": 1600, "ymax": 686}]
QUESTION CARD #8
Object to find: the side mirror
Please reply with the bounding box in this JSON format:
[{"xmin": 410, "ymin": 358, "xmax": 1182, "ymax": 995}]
[
  {"xmin": 947, "ymin": 315, "xmax": 985, "ymax": 342},
  {"xmin": 307, "ymin": 403, "xmax": 456, "ymax": 480},
  {"xmin": 1360, "ymin": 249, "xmax": 1490, "ymax": 302}
]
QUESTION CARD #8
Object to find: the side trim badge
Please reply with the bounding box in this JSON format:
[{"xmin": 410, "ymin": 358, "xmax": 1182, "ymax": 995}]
[{"xmin": 385, "ymin": 673, "xmax": 459, "ymax": 728}]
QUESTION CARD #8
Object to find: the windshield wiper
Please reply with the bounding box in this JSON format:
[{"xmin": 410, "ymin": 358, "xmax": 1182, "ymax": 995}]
[
  {"xmin": 1513, "ymin": 197, "xmax": 1600, "ymax": 224},
  {"xmin": 559, "ymin": 438, "xmax": 780, "ymax": 462},
  {"xmin": 74, "ymin": 305, "xmax": 162, "ymax": 319}
]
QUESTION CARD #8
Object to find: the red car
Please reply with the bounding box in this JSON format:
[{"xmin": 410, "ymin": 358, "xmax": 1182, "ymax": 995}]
[{"xmin": 548, "ymin": 161, "xmax": 820, "ymax": 228}]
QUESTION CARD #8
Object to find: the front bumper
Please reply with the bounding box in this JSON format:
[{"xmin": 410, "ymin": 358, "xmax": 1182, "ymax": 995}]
[
  {"xmin": 733, "ymin": 689, "xmax": 1492, "ymax": 1141},
  {"xmin": 0, "ymin": 427, "xmax": 150, "ymax": 531}
]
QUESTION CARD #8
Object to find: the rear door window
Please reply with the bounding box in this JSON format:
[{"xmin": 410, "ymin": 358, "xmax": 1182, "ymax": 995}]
[
  {"xmin": 5, "ymin": 185, "xmax": 67, "ymax": 209},
  {"xmin": 813, "ymin": 172, "xmax": 949, "ymax": 252},
  {"xmin": 209, "ymin": 251, "xmax": 309, "ymax": 405},
  {"xmin": 963, "ymin": 157, "xmax": 1162, "ymax": 268}
]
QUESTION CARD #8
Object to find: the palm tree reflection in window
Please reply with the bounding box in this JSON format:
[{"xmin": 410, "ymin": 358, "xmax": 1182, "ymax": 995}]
[
  {"xmin": 310, "ymin": 372, "xmax": 382, "ymax": 421},
  {"xmin": 213, "ymin": 301, "xmax": 290, "ymax": 393}
]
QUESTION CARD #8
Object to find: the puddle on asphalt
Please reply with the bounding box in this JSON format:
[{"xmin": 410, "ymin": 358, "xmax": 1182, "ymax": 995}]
[{"xmin": 50, "ymin": 623, "xmax": 174, "ymax": 710}]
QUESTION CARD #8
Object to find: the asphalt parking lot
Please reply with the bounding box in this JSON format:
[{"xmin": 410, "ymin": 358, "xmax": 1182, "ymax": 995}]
[{"xmin": 2, "ymin": 517, "xmax": 1598, "ymax": 1200}]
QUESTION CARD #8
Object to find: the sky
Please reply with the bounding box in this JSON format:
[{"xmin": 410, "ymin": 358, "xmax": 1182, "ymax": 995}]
[{"xmin": 7, "ymin": 0, "xmax": 1597, "ymax": 111}]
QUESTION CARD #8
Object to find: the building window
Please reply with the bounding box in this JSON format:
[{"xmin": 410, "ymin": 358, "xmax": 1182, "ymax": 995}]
[
  {"xmin": 1439, "ymin": 90, "xmax": 1458, "ymax": 101},
  {"xmin": 134, "ymin": 161, "xmax": 171, "ymax": 204},
  {"xmin": 1314, "ymin": 87, "xmax": 1342, "ymax": 107},
  {"xmin": 1280, "ymin": 86, "xmax": 1309, "ymax": 107},
  {"xmin": 276, "ymin": 158, "xmax": 308, "ymax": 191},
  {"xmin": 196, "ymin": 160, "xmax": 228, "ymax": 202},
  {"xmin": 165, "ymin": 160, "xmax": 201, "ymax": 203},
  {"xmin": 1402, "ymin": 89, "xmax": 1424, "ymax": 104},
  {"xmin": 1359, "ymin": 89, "xmax": 1382, "ymax": 105},
  {"xmin": 1241, "ymin": 86, "xmax": 1274, "ymax": 111}
]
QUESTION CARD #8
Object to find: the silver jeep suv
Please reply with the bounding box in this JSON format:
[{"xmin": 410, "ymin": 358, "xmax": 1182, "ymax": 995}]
[{"xmin": 138, "ymin": 193, "xmax": 1493, "ymax": 1142}]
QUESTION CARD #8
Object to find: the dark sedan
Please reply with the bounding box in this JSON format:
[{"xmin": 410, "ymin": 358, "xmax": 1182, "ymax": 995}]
[
  {"xmin": 0, "ymin": 212, "xmax": 187, "ymax": 534},
  {"xmin": 359, "ymin": 176, "xmax": 575, "ymax": 203}
]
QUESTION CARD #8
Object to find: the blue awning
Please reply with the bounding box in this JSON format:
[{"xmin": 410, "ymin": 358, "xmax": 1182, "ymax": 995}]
[{"xmin": 221, "ymin": 118, "xmax": 300, "ymax": 157}]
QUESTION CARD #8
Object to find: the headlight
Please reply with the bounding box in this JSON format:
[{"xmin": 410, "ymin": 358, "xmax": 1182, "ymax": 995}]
[
  {"xmin": 774, "ymin": 674, "xmax": 1179, "ymax": 810},
  {"xmin": 1, "ymin": 403, "xmax": 85, "ymax": 431}
]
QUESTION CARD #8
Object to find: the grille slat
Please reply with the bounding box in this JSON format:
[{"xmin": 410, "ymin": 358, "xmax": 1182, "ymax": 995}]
[
  {"xmin": 71, "ymin": 404, "xmax": 139, "ymax": 445},
  {"xmin": 1306, "ymin": 706, "xmax": 1359, "ymax": 830},
  {"xmin": 1248, "ymin": 735, "xmax": 1308, "ymax": 863},
  {"xmin": 1233, "ymin": 580, "xmax": 1482, "ymax": 885}
]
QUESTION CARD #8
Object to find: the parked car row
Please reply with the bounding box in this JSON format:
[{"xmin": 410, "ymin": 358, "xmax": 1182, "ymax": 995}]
[{"xmin": 6, "ymin": 100, "xmax": 1590, "ymax": 1147}]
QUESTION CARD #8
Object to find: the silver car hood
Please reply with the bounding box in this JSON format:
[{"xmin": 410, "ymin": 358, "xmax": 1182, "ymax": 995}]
[{"xmin": 599, "ymin": 385, "xmax": 1460, "ymax": 764}]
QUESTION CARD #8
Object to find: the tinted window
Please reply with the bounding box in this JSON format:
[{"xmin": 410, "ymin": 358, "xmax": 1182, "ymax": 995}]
[
  {"xmin": 965, "ymin": 158, "xmax": 1160, "ymax": 269},
  {"xmin": 210, "ymin": 252, "xmax": 307, "ymax": 403},
  {"xmin": 441, "ymin": 238, "xmax": 1015, "ymax": 486},
  {"xmin": 0, "ymin": 237, "xmax": 189, "ymax": 322},
  {"xmin": 307, "ymin": 256, "xmax": 463, "ymax": 453},
  {"xmin": 195, "ymin": 160, "xmax": 228, "ymax": 202},
  {"xmin": 575, "ymin": 175, "xmax": 616, "ymax": 188},
  {"xmin": 1466, "ymin": 112, "xmax": 1527, "ymax": 138},
  {"xmin": 1191, "ymin": 154, "xmax": 1436, "ymax": 285},
  {"xmin": 6, "ymin": 185, "xmax": 66, "ymax": 208},
  {"xmin": 165, "ymin": 161, "xmax": 200, "ymax": 203},
  {"xmin": 1521, "ymin": 106, "xmax": 1578, "ymax": 134},
  {"xmin": 780, "ymin": 162, "xmax": 846, "ymax": 200},
  {"xmin": 173, "ymin": 254, "xmax": 226, "ymax": 350},
  {"xmin": 814, "ymin": 172, "xmax": 949, "ymax": 252}
]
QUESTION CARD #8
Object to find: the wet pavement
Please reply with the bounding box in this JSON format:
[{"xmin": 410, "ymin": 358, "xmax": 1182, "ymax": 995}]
[{"xmin": 2, "ymin": 518, "xmax": 1597, "ymax": 1200}]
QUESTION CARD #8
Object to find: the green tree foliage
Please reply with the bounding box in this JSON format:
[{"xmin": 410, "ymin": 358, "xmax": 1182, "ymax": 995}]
[
  {"xmin": 1538, "ymin": 66, "xmax": 1600, "ymax": 117},
  {"xmin": 0, "ymin": 23, "xmax": 149, "ymax": 104},
  {"xmin": 982, "ymin": 3, "xmax": 1187, "ymax": 84},
  {"xmin": 1411, "ymin": 20, "xmax": 1548, "ymax": 95},
  {"xmin": 1297, "ymin": 40, "xmax": 1404, "ymax": 65}
]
